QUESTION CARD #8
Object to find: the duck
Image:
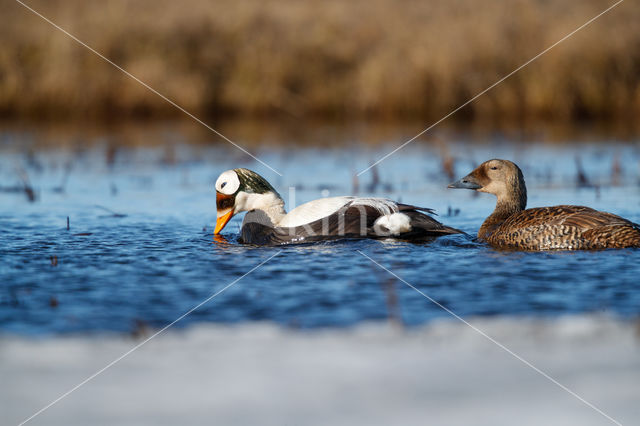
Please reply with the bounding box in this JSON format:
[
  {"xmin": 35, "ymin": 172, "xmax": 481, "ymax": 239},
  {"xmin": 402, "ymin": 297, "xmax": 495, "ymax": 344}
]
[
  {"xmin": 214, "ymin": 168, "xmax": 462, "ymax": 245},
  {"xmin": 448, "ymin": 159, "xmax": 640, "ymax": 250}
]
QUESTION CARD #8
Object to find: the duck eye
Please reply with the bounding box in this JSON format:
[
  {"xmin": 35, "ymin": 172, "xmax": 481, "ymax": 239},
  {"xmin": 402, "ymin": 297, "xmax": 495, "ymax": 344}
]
[
  {"xmin": 221, "ymin": 182, "xmax": 227, "ymax": 189},
  {"xmin": 490, "ymin": 166, "xmax": 498, "ymax": 170}
]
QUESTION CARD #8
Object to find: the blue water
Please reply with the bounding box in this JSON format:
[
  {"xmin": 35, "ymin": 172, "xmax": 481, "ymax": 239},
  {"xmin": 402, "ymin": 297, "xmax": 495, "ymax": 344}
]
[{"xmin": 1, "ymin": 128, "xmax": 640, "ymax": 334}]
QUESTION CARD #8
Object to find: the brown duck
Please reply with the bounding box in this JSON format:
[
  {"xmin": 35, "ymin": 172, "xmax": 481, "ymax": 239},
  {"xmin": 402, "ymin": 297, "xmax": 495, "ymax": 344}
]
[{"xmin": 448, "ymin": 159, "xmax": 640, "ymax": 250}]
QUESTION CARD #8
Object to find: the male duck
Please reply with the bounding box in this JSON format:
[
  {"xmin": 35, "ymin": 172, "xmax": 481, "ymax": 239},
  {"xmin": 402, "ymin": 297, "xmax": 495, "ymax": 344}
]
[
  {"xmin": 215, "ymin": 168, "xmax": 461, "ymax": 245},
  {"xmin": 449, "ymin": 159, "xmax": 640, "ymax": 250}
]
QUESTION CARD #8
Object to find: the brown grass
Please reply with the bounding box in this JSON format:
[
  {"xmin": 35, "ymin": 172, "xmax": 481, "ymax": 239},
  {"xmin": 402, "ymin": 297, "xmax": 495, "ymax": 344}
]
[{"xmin": 0, "ymin": 0, "xmax": 639, "ymax": 122}]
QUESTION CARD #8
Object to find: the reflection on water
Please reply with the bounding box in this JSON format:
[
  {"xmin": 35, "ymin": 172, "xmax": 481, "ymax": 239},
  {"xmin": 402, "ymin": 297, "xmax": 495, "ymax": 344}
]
[{"xmin": 1, "ymin": 124, "xmax": 639, "ymax": 334}]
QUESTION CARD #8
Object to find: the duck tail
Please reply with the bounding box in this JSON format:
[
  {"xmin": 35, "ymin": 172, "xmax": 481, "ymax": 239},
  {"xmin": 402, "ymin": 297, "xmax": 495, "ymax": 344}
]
[{"xmin": 404, "ymin": 211, "xmax": 465, "ymax": 236}]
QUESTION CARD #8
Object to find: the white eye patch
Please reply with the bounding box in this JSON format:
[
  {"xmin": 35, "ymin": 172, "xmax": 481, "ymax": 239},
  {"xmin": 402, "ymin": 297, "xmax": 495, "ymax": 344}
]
[{"xmin": 215, "ymin": 170, "xmax": 240, "ymax": 195}]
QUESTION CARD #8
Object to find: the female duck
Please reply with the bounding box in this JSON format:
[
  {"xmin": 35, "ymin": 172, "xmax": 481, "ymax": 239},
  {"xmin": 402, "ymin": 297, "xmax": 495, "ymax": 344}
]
[
  {"xmin": 448, "ymin": 159, "xmax": 640, "ymax": 250},
  {"xmin": 215, "ymin": 168, "xmax": 461, "ymax": 245}
]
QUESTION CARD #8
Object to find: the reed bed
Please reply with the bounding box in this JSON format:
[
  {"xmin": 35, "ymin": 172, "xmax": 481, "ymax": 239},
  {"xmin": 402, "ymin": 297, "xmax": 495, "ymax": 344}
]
[{"xmin": 0, "ymin": 0, "xmax": 638, "ymax": 122}]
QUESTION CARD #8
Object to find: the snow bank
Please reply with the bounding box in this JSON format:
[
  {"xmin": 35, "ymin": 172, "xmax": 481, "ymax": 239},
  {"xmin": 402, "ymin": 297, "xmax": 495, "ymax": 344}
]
[{"xmin": 2, "ymin": 315, "xmax": 639, "ymax": 426}]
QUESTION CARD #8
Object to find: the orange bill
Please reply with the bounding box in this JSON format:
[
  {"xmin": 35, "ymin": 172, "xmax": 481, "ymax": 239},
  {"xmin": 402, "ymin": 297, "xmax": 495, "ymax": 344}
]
[
  {"xmin": 214, "ymin": 191, "xmax": 236, "ymax": 234},
  {"xmin": 214, "ymin": 210, "xmax": 234, "ymax": 234}
]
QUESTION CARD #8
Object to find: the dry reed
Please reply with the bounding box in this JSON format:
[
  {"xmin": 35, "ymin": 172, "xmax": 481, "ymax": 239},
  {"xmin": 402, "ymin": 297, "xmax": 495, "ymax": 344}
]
[{"xmin": 0, "ymin": 0, "xmax": 638, "ymax": 122}]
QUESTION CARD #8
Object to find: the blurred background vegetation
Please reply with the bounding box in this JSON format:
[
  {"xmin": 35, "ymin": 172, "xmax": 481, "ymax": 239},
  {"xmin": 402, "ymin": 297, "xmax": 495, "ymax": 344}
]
[{"xmin": 0, "ymin": 0, "xmax": 638, "ymax": 125}]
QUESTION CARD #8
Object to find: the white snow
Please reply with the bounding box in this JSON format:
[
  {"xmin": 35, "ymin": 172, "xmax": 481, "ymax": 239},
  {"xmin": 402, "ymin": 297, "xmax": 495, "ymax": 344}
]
[{"xmin": 2, "ymin": 315, "xmax": 639, "ymax": 426}]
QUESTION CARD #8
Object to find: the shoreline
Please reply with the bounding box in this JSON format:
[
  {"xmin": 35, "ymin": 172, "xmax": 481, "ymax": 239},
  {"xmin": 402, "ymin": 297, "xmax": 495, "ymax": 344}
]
[{"xmin": 3, "ymin": 315, "xmax": 639, "ymax": 425}]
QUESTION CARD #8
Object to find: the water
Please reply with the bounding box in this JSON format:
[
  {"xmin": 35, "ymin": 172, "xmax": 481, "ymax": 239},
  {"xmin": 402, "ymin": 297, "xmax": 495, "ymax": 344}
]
[{"xmin": 1, "ymin": 126, "xmax": 640, "ymax": 334}]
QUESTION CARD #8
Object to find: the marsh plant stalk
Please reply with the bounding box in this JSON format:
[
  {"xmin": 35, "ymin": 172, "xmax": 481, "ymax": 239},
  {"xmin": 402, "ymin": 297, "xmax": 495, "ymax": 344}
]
[
  {"xmin": 357, "ymin": 0, "xmax": 625, "ymax": 176},
  {"xmin": 13, "ymin": 0, "xmax": 283, "ymax": 176}
]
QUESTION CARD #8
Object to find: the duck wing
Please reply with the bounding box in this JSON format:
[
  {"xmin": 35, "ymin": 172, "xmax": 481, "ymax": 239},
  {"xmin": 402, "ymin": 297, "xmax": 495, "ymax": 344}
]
[
  {"xmin": 239, "ymin": 199, "xmax": 461, "ymax": 245},
  {"xmin": 492, "ymin": 205, "xmax": 640, "ymax": 249},
  {"xmin": 277, "ymin": 196, "xmax": 355, "ymax": 228},
  {"xmin": 396, "ymin": 203, "xmax": 436, "ymax": 215},
  {"xmin": 501, "ymin": 205, "xmax": 634, "ymax": 228},
  {"xmin": 393, "ymin": 203, "xmax": 461, "ymax": 236}
]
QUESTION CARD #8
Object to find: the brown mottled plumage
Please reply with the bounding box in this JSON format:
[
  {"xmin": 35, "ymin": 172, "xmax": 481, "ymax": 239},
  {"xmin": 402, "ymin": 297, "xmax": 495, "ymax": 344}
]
[{"xmin": 449, "ymin": 159, "xmax": 640, "ymax": 250}]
